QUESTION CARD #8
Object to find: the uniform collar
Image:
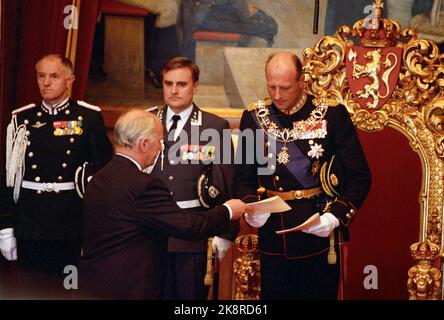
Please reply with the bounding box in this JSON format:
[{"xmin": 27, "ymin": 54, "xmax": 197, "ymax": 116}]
[
  {"xmin": 41, "ymin": 97, "xmax": 70, "ymax": 115},
  {"xmin": 165, "ymin": 104, "xmax": 193, "ymax": 125}
]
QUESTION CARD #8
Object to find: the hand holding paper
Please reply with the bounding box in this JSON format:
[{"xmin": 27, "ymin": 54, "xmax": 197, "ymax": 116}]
[{"xmin": 247, "ymin": 196, "xmax": 291, "ymax": 214}]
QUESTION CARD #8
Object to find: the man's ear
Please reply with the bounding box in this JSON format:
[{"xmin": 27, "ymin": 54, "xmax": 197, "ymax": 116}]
[{"xmin": 139, "ymin": 136, "xmax": 150, "ymax": 153}]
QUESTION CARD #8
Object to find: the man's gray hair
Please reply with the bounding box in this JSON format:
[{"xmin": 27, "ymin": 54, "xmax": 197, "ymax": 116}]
[{"xmin": 114, "ymin": 109, "xmax": 158, "ymax": 148}]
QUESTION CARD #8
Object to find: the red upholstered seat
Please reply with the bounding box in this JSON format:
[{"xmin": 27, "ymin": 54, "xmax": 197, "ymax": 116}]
[
  {"xmin": 193, "ymin": 31, "xmax": 241, "ymax": 42},
  {"xmin": 100, "ymin": 0, "xmax": 149, "ymax": 17}
]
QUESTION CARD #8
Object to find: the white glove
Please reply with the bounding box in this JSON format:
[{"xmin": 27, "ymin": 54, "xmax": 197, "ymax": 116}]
[
  {"xmin": 212, "ymin": 236, "xmax": 233, "ymax": 260},
  {"xmin": 0, "ymin": 228, "xmax": 18, "ymax": 261},
  {"xmin": 302, "ymin": 212, "xmax": 339, "ymax": 238},
  {"xmin": 244, "ymin": 212, "xmax": 270, "ymax": 228}
]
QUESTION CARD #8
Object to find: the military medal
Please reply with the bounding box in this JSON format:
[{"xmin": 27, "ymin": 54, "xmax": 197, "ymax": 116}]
[
  {"xmin": 277, "ymin": 146, "xmax": 290, "ymax": 165},
  {"xmin": 255, "ymin": 97, "xmax": 329, "ymax": 165},
  {"xmin": 308, "ymin": 143, "xmax": 325, "ymax": 159},
  {"xmin": 53, "ymin": 120, "xmax": 83, "ymax": 136}
]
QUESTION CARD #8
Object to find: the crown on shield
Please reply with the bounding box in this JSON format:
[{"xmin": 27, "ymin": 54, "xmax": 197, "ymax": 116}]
[{"xmin": 352, "ymin": 0, "xmax": 400, "ymax": 48}]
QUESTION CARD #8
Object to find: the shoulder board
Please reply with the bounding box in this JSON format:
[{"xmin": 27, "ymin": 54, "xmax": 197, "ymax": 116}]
[
  {"xmin": 12, "ymin": 103, "xmax": 37, "ymax": 115},
  {"xmin": 145, "ymin": 106, "xmax": 159, "ymax": 113},
  {"xmin": 247, "ymin": 97, "xmax": 272, "ymax": 112},
  {"xmin": 77, "ymin": 100, "xmax": 101, "ymax": 112}
]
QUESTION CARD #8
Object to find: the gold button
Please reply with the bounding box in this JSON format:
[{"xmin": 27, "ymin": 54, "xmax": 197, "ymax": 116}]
[
  {"xmin": 37, "ymin": 112, "xmax": 42, "ymax": 117},
  {"xmin": 57, "ymin": 176, "xmax": 63, "ymax": 181},
  {"xmin": 66, "ymin": 150, "xmax": 72, "ymax": 155},
  {"xmin": 62, "ymin": 163, "xmax": 67, "ymax": 168},
  {"xmin": 268, "ymin": 153, "xmax": 273, "ymax": 159},
  {"xmin": 350, "ymin": 209, "xmax": 355, "ymax": 214},
  {"xmin": 278, "ymin": 187, "xmax": 283, "ymax": 192},
  {"xmin": 295, "ymin": 190, "xmax": 303, "ymax": 198},
  {"xmin": 78, "ymin": 116, "xmax": 83, "ymax": 121},
  {"xmin": 170, "ymin": 160, "xmax": 175, "ymax": 165},
  {"xmin": 309, "ymin": 140, "xmax": 314, "ymax": 145},
  {"xmin": 32, "ymin": 164, "xmax": 37, "ymax": 170},
  {"xmin": 37, "ymin": 190, "xmax": 42, "ymax": 194},
  {"xmin": 170, "ymin": 192, "xmax": 174, "ymax": 196},
  {"xmin": 70, "ymin": 138, "xmax": 75, "ymax": 143},
  {"xmin": 35, "ymin": 176, "xmax": 40, "ymax": 182},
  {"xmin": 274, "ymin": 176, "xmax": 280, "ymax": 181},
  {"xmin": 346, "ymin": 213, "xmax": 352, "ymax": 219},
  {"xmin": 24, "ymin": 119, "xmax": 29, "ymax": 125},
  {"xmin": 65, "ymin": 109, "xmax": 70, "ymax": 115},
  {"xmin": 266, "ymin": 141, "xmax": 271, "ymax": 147},
  {"xmin": 55, "ymin": 190, "xmax": 60, "ymax": 194},
  {"xmin": 28, "ymin": 152, "xmax": 34, "ymax": 158},
  {"xmin": 25, "ymin": 131, "xmax": 30, "ymax": 136},
  {"xmin": 27, "ymin": 141, "xmax": 31, "ymax": 146},
  {"xmin": 169, "ymin": 176, "xmax": 174, "ymax": 181}
]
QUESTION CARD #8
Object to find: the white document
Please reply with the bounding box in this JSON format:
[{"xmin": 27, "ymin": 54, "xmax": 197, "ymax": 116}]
[
  {"xmin": 248, "ymin": 196, "xmax": 291, "ymax": 214},
  {"xmin": 275, "ymin": 213, "xmax": 321, "ymax": 235}
]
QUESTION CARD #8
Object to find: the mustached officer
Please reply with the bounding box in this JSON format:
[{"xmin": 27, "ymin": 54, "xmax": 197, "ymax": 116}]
[{"xmin": 1, "ymin": 54, "xmax": 113, "ymax": 298}]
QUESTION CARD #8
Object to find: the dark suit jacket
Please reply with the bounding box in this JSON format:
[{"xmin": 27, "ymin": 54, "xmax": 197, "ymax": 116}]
[
  {"xmin": 79, "ymin": 155, "xmax": 230, "ymax": 299},
  {"xmin": 151, "ymin": 104, "xmax": 239, "ymax": 253}
]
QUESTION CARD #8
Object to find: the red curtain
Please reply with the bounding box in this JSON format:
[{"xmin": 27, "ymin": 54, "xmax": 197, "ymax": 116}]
[
  {"xmin": 71, "ymin": 0, "xmax": 101, "ymax": 100},
  {"xmin": 15, "ymin": 0, "xmax": 100, "ymax": 107}
]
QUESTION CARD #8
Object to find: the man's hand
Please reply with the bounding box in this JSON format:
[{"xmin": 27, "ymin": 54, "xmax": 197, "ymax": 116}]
[
  {"xmin": 302, "ymin": 212, "xmax": 339, "ymax": 237},
  {"xmin": 0, "ymin": 228, "xmax": 17, "ymax": 261},
  {"xmin": 212, "ymin": 236, "xmax": 233, "ymax": 260},
  {"xmin": 223, "ymin": 199, "xmax": 251, "ymax": 220},
  {"xmin": 244, "ymin": 212, "xmax": 270, "ymax": 228}
]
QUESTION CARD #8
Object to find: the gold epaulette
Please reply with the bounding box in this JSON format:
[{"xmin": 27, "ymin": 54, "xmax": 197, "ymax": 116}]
[
  {"xmin": 77, "ymin": 100, "xmax": 101, "ymax": 112},
  {"xmin": 12, "ymin": 103, "xmax": 37, "ymax": 115},
  {"xmin": 247, "ymin": 97, "xmax": 272, "ymax": 112}
]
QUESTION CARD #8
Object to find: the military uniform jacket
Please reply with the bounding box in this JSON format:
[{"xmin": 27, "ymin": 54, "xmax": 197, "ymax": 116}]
[
  {"xmin": 5, "ymin": 99, "xmax": 113, "ymax": 240},
  {"xmin": 233, "ymin": 97, "xmax": 371, "ymax": 258},
  {"xmin": 79, "ymin": 155, "xmax": 231, "ymax": 299},
  {"xmin": 151, "ymin": 104, "xmax": 238, "ymax": 252}
]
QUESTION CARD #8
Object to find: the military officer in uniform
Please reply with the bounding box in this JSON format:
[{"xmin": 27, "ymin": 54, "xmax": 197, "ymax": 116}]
[
  {"xmin": 233, "ymin": 52, "xmax": 371, "ymax": 299},
  {"xmin": 151, "ymin": 57, "xmax": 239, "ymax": 299},
  {"xmin": 1, "ymin": 54, "xmax": 113, "ymax": 298}
]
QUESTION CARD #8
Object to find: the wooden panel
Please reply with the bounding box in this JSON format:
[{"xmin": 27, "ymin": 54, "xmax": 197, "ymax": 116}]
[{"xmin": 104, "ymin": 15, "xmax": 145, "ymax": 98}]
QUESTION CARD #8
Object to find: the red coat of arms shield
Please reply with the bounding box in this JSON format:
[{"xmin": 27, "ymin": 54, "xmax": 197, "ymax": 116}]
[{"xmin": 346, "ymin": 46, "xmax": 402, "ymax": 110}]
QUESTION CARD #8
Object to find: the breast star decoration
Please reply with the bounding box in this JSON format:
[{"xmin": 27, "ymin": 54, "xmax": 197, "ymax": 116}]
[{"xmin": 308, "ymin": 143, "xmax": 324, "ymax": 159}]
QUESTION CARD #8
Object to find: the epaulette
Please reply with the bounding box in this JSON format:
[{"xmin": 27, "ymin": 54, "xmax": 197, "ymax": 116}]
[
  {"xmin": 247, "ymin": 97, "xmax": 272, "ymax": 112},
  {"xmin": 145, "ymin": 106, "xmax": 159, "ymax": 113},
  {"xmin": 12, "ymin": 103, "xmax": 37, "ymax": 115},
  {"xmin": 77, "ymin": 100, "xmax": 101, "ymax": 112}
]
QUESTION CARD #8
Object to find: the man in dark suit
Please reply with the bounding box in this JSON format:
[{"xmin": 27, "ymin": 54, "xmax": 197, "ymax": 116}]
[
  {"xmin": 0, "ymin": 54, "xmax": 113, "ymax": 298},
  {"xmin": 151, "ymin": 57, "xmax": 238, "ymax": 299},
  {"xmin": 233, "ymin": 52, "xmax": 371, "ymax": 299},
  {"xmin": 79, "ymin": 109, "xmax": 248, "ymax": 299}
]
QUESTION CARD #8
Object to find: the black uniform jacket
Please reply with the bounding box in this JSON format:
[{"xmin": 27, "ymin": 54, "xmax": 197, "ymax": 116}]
[
  {"xmin": 151, "ymin": 104, "xmax": 239, "ymax": 252},
  {"xmin": 79, "ymin": 155, "xmax": 231, "ymax": 299},
  {"xmin": 4, "ymin": 100, "xmax": 112, "ymax": 240},
  {"xmin": 233, "ymin": 97, "xmax": 371, "ymax": 258}
]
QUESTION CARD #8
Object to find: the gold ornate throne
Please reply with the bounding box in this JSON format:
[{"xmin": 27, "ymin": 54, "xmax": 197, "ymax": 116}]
[{"xmin": 231, "ymin": 0, "xmax": 443, "ymax": 300}]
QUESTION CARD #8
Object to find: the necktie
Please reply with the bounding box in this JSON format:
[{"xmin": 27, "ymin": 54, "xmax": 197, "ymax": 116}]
[{"xmin": 169, "ymin": 114, "xmax": 181, "ymax": 134}]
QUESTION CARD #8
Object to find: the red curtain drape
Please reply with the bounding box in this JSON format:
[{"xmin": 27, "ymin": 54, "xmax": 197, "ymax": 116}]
[
  {"xmin": 15, "ymin": 0, "xmax": 100, "ymax": 107},
  {"xmin": 71, "ymin": 0, "xmax": 101, "ymax": 100}
]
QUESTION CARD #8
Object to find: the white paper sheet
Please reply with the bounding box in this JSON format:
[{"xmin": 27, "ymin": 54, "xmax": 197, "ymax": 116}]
[
  {"xmin": 248, "ymin": 196, "xmax": 291, "ymax": 214},
  {"xmin": 275, "ymin": 213, "xmax": 321, "ymax": 235}
]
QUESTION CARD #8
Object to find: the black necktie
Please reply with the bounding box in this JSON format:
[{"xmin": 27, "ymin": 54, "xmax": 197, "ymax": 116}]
[{"xmin": 169, "ymin": 115, "xmax": 181, "ymax": 134}]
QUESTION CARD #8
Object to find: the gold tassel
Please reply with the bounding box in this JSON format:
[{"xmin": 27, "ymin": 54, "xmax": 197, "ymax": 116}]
[
  {"xmin": 328, "ymin": 231, "xmax": 337, "ymax": 264},
  {"xmin": 204, "ymin": 237, "xmax": 214, "ymax": 286}
]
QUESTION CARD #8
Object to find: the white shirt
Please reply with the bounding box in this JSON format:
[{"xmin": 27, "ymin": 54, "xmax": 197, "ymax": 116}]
[
  {"xmin": 116, "ymin": 153, "xmax": 142, "ymax": 171},
  {"xmin": 166, "ymin": 105, "xmax": 193, "ymax": 141}
]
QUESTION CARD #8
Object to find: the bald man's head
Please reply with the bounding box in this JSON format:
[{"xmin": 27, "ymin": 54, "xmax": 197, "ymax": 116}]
[{"xmin": 265, "ymin": 52, "xmax": 305, "ymax": 113}]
